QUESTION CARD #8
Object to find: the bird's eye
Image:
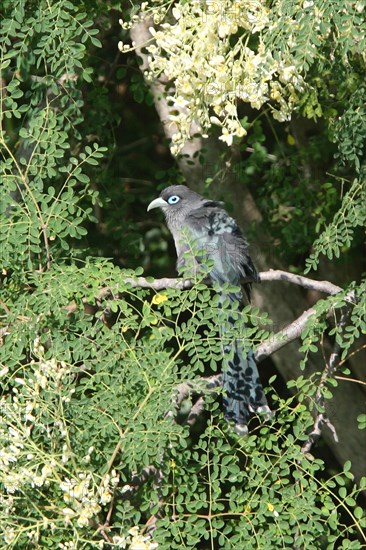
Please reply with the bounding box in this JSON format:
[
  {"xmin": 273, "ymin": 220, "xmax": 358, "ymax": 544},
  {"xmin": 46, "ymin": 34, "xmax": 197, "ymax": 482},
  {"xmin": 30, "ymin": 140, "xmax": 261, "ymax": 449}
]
[{"xmin": 167, "ymin": 195, "xmax": 180, "ymax": 205}]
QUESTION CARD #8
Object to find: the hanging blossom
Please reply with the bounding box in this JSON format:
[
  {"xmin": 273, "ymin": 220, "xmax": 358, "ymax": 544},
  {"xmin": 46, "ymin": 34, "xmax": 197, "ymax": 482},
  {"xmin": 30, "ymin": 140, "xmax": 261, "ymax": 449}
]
[
  {"xmin": 59, "ymin": 469, "xmax": 120, "ymax": 528},
  {"xmin": 119, "ymin": 0, "xmax": 312, "ymax": 155}
]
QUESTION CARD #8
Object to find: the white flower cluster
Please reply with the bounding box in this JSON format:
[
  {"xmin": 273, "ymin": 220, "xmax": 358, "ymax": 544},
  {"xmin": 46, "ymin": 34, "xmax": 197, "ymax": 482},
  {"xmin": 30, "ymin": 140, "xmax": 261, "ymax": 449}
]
[
  {"xmin": 119, "ymin": 0, "xmax": 309, "ymax": 155},
  {"xmin": 30, "ymin": 336, "xmax": 74, "ymax": 395},
  {"xmin": 60, "ymin": 469, "xmax": 120, "ymax": 528},
  {"xmin": 0, "ymin": 420, "xmax": 32, "ymax": 494},
  {"xmin": 0, "ymin": 340, "xmax": 158, "ymax": 548},
  {"xmin": 57, "ymin": 525, "xmax": 158, "ymax": 549},
  {"xmin": 0, "ymin": 397, "xmax": 65, "ymax": 497},
  {"xmin": 113, "ymin": 525, "xmax": 159, "ymax": 550}
]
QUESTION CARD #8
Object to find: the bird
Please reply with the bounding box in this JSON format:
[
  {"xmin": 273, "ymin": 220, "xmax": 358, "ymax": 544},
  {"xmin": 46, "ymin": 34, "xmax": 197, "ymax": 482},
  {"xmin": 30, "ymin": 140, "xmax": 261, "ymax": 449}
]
[{"xmin": 147, "ymin": 185, "xmax": 271, "ymax": 434}]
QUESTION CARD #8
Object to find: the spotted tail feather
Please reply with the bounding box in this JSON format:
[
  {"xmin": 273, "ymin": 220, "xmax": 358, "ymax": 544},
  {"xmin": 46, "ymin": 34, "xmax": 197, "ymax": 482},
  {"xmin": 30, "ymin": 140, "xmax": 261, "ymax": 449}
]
[{"xmin": 219, "ymin": 291, "xmax": 271, "ymax": 434}]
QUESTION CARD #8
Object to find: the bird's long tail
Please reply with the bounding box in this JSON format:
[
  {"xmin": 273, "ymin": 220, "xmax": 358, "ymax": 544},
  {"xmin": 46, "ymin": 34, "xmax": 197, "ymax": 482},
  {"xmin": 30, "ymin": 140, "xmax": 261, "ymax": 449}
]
[{"xmin": 218, "ymin": 289, "xmax": 271, "ymax": 435}]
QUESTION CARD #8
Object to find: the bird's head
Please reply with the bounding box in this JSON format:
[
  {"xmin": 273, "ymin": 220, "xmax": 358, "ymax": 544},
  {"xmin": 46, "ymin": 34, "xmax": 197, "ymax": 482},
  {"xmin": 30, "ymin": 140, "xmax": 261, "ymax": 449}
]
[{"xmin": 147, "ymin": 185, "xmax": 204, "ymax": 224}]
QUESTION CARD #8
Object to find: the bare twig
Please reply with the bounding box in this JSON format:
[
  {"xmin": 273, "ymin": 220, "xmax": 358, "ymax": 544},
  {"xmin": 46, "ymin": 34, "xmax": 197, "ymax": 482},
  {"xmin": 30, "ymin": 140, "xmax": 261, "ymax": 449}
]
[
  {"xmin": 301, "ymin": 306, "xmax": 352, "ymax": 454},
  {"xmin": 259, "ymin": 269, "xmax": 342, "ymax": 295},
  {"xmin": 335, "ymin": 376, "xmax": 366, "ymax": 386},
  {"xmin": 166, "ymin": 375, "xmax": 222, "ymax": 424},
  {"xmin": 0, "ymin": 298, "xmax": 11, "ymax": 315}
]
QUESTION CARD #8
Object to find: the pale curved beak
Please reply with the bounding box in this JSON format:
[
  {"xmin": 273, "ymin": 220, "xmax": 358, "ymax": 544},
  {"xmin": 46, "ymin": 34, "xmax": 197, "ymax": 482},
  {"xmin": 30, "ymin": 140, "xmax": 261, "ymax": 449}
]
[{"xmin": 147, "ymin": 197, "xmax": 168, "ymax": 211}]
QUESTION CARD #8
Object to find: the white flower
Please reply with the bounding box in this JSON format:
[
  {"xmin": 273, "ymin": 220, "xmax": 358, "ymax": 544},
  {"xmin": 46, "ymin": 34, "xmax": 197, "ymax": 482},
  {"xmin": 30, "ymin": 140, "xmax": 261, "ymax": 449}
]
[
  {"xmin": 76, "ymin": 498, "xmax": 101, "ymax": 527},
  {"xmin": 62, "ymin": 508, "xmax": 75, "ymax": 524},
  {"xmin": 32, "ymin": 475, "xmax": 44, "ymax": 487},
  {"xmin": 224, "ymin": 102, "xmax": 237, "ymax": 116},
  {"xmin": 209, "ymin": 116, "xmax": 222, "ymax": 126},
  {"xmin": 129, "ymin": 539, "xmax": 148, "ymax": 550},
  {"xmin": 26, "ymin": 529, "xmax": 39, "ymax": 544},
  {"xmin": 170, "ymin": 96, "xmax": 190, "ymax": 109},
  {"xmin": 59, "ymin": 541, "xmax": 78, "ymax": 549},
  {"xmin": 4, "ymin": 527, "xmax": 16, "ymax": 544},
  {"xmin": 218, "ymin": 22, "xmax": 235, "ymax": 38},
  {"xmin": 121, "ymin": 484, "xmax": 133, "ymax": 494},
  {"xmin": 99, "ymin": 490, "xmax": 112, "ymax": 505},
  {"xmin": 218, "ymin": 128, "xmax": 234, "ymax": 146},
  {"xmin": 0, "ymin": 449, "xmax": 16, "ymax": 467},
  {"xmin": 110, "ymin": 470, "xmax": 119, "ymax": 486},
  {"xmin": 76, "ymin": 510, "xmax": 90, "ymax": 527},
  {"xmin": 62, "ymin": 443, "xmax": 70, "ymax": 464},
  {"xmin": 42, "ymin": 464, "xmax": 53, "ymax": 477},
  {"xmin": 236, "ymin": 124, "xmax": 246, "ymax": 138},
  {"xmin": 279, "ymin": 65, "xmax": 296, "ymax": 83},
  {"xmin": 210, "ymin": 55, "xmax": 225, "ymax": 67},
  {"xmin": 130, "ymin": 537, "xmax": 158, "ymax": 550},
  {"xmin": 172, "ymin": 6, "xmax": 181, "ymax": 20},
  {"xmin": 112, "ymin": 536, "xmax": 127, "ymax": 548},
  {"xmin": 129, "ymin": 527, "xmax": 140, "ymax": 537}
]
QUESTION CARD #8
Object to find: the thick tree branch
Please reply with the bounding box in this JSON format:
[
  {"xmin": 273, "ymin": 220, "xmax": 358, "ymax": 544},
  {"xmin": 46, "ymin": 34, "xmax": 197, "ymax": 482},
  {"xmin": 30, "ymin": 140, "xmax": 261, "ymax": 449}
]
[
  {"xmin": 258, "ymin": 270, "xmax": 342, "ymax": 295},
  {"xmin": 166, "ymin": 375, "xmax": 222, "ymax": 424},
  {"xmin": 255, "ymin": 288, "xmax": 355, "ymax": 362},
  {"xmin": 255, "ymin": 306, "xmax": 316, "ymax": 362},
  {"xmin": 110, "ymin": 269, "xmax": 342, "ymax": 293},
  {"xmin": 66, "ymin": 270, "xmax": 351, "ymax": 363},
  {"xmin": 130, "ymin": 18, "xmax": 203, "ymax": 176}
]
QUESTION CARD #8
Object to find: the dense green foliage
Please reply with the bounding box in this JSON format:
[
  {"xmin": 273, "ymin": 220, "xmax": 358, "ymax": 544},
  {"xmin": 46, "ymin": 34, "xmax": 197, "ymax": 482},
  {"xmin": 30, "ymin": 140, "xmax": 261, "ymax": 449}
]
[
  {"xmin": 1, "ymin": 263, "xmax": 365, "ymax": 548},
  {"xmin": 0, "ymin": 0, "xmax": 365, "ymax": 548}
]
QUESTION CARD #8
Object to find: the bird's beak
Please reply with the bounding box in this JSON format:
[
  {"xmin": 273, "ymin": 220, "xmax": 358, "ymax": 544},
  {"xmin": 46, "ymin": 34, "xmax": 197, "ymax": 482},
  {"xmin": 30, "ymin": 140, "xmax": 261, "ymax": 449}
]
[{"xmin": 147, "ymin": 197, "xmax": 168, "ymax": 211}]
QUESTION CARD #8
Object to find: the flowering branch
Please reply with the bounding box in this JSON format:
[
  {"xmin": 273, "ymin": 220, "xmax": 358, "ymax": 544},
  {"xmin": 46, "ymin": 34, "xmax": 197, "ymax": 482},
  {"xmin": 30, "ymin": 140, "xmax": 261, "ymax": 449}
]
[
  {"xmin": 122, "ymin": 3, "xmax": 310, "ymax": 155},
  {"xmin": 129, "ymin": 17, "xmax": 203, "ymax": 165}
]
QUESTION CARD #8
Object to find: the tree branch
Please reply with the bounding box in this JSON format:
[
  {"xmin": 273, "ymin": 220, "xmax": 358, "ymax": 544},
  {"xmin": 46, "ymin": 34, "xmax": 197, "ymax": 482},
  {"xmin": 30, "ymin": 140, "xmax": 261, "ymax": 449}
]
[
  {"xmin": 258, "ymin": 270, "xmax": 342, "ymax": 295},
  {"xmin": 107, "ymin": 281, "xmax": 354, "ymax": 520},
  {"xmin": 130, "ymin": 18, "xmax": 203, "ymax": 173},
  {"xmin": 65, "ymin": 270, "xmax": 351, "ymax": 365},
  {"xmin": 111, "ymin": 269, "xmax": 342, "ymax": 293},
  {"xmin": 301, "ymin": 306, "xmax": 352, "ymax": 454}
]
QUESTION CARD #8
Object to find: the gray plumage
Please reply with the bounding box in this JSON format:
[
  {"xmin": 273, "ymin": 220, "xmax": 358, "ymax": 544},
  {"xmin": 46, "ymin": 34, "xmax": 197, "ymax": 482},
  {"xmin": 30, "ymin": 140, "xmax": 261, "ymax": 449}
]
[{"xmin": 148, "ymin": 185, "xmax": 271, "ymax": 434}]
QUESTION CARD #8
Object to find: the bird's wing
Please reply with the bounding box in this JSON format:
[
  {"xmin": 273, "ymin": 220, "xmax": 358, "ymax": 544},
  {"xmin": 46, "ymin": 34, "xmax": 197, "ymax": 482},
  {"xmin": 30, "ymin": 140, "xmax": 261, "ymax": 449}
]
[{"xmin": 183, "ymin": 205, "xmax": 259, "ymax": 288}]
